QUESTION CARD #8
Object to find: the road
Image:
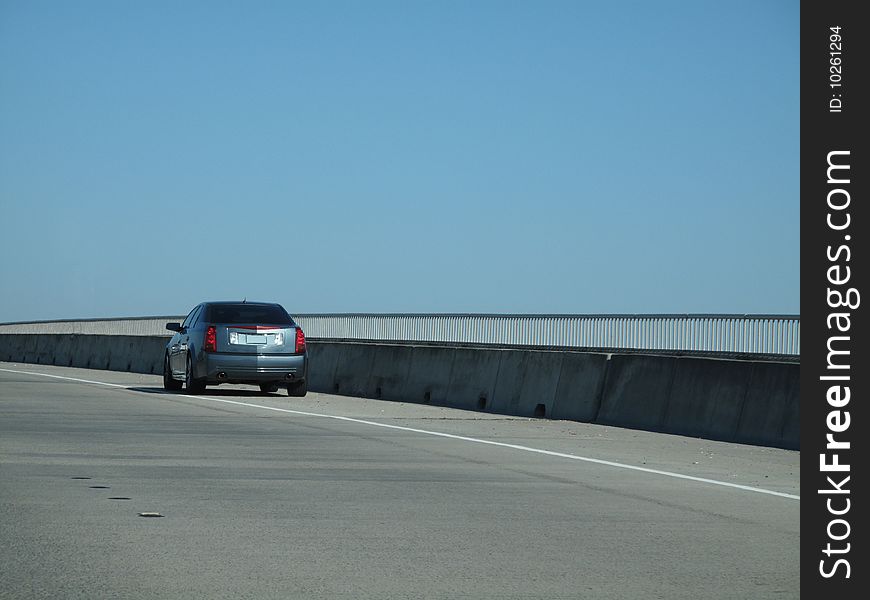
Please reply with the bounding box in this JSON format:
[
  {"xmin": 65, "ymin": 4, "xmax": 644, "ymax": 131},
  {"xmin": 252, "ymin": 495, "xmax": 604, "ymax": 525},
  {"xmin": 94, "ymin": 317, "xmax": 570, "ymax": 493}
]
[{"xmin": 0, "ymin": 362, "xmax": 799, "ymax": 599}]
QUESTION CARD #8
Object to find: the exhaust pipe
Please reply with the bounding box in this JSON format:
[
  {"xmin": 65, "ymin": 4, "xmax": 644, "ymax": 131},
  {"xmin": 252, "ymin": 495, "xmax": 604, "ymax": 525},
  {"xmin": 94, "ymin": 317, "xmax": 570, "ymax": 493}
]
[
  {"xmin": 285, "ymin": 373, "xmax": 295, "ymax": 381},
  {"xmin": 217, "ymin": 372, "xmax": 227, "ymax": 380}
]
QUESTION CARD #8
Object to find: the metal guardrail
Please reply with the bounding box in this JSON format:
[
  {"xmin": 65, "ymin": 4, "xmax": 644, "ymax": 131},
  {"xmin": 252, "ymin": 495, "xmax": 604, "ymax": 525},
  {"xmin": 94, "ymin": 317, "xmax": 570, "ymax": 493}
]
[
  {"xmin": 299, "ymin": 314, "xmax": 800, "ymax": 356},
  {"xmin": 0, "ymin": 313, "xmax": 800, "ymax": 356},
  {"xmin": 0, "ymin": 317, "xmax": 184, "ymax": 337}
]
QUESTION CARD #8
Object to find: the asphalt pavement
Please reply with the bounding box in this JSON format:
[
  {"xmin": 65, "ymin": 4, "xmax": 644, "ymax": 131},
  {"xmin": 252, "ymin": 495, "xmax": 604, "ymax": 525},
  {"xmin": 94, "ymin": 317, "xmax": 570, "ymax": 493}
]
[{"xmin": 0, "ymin": 363, "xmax": 800, "ymax": 599}]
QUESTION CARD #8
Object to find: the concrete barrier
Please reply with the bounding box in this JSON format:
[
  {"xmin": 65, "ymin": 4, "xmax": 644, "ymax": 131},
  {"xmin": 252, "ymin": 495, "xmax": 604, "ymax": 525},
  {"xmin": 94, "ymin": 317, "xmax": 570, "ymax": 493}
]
[
  {"xmin": 550, "ymin": 352, "xmax": 608, "ymax": 422},
  {"xmin": 306, "ymin": 342, "xmax": 340, "ymax": 391},
  {"xmin": 32, "ymin": 335, "xmax": 51, "ymax": 365},
  {"xmin": 596, "ymin": 355, "xmax": 675, "ymax": 433},
  {"xmin": 402, "ymin": 346, "xmax": 456, "ymax": 406},
  {"xmin": 664, "ymin": 358, "xmax": 750, "ymax": 442},
  {"xmin": 51, "ymin": 335, "xmax": 75, "ymax": 368},
  {"xmin": 131, "ymin": 337, "xmax": 168, "ymax": 374},
  {"xmin": 331, "ymin": 343, "xmax": 376, "ymax": 397},
  {"xmin": 734, "ymin": 361, "xmax": 800, "ymax": 449},
  {"xmin": 0, "ymin": 334, "xmax": 166, "ymax": 374},
  {"xmin": 780, "ymin": 379, "xmax": 800, "ymax": 450},
  {"xmin": 512, "ymin": 351, "xmax": 564, "ymax": 419},
  {"xmin": 8, "ymin": 334, "xmax": 37, "ymax": 364},
  {"xmin": 446, "ymin": 348, "xmax": 501, "ymax": 411},
  {"xmin": 489, "ymin": 350, "xmax": 527, "ymax": 415},
  {"xmin": 0, "ymin": 334, "xmax": 799, "ymax": 449},
  {"xmin": 366, "ymin": 344, "xmax": 414, "ymax": 401}
]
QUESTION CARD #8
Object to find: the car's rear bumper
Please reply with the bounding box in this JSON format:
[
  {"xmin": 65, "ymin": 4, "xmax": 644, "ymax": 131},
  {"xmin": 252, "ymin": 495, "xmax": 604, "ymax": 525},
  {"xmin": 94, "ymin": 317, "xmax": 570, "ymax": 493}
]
[{"xmin": 202, "ymin": 352, "xmax": 307, "ymax": 384}]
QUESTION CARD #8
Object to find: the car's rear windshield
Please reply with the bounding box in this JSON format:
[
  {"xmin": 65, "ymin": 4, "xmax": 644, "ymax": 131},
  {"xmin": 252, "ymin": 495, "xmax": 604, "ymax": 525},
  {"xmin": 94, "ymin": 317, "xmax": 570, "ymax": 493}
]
[{"xmin": 206, "ymin": 304, "xmax": 294, "ymax": 325}]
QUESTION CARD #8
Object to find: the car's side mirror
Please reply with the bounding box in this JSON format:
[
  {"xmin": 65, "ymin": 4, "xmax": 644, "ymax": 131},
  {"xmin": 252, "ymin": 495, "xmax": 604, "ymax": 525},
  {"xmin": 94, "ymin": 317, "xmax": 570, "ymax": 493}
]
[{"xmin": 166, "ymin": 322, "xmax": 182, "ymax": 332}]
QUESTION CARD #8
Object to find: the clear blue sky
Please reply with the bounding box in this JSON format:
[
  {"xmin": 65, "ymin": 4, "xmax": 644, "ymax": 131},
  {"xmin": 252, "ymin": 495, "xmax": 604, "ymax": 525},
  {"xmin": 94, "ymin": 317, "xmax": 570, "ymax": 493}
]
[{"xmin": 0, "ymin": 0, "xmax": 799, "ymax": 321}]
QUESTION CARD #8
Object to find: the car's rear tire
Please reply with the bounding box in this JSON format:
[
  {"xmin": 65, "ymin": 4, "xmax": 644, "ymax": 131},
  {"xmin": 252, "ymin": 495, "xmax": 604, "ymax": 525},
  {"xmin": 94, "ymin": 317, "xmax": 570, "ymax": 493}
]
[
  {"xmin": 185, "ymin": 354, "xmax": 206, "ymax": 394},
  {"xmin": 163, "ymin": 354, "xmax": 182, "ymax": 392},
  {"xmin": 259, "ymin": 383, "xmax": 279, "ymax": 394},
  {"xmin": 287, "ymin": 379, "xmax": 307, "ymax": 397}
]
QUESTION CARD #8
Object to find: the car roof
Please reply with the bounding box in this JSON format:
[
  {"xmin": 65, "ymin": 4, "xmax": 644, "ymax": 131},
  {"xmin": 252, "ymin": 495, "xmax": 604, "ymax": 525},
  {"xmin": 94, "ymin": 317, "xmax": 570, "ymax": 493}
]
[{"xmin": 202, "ymin": 301, "xmax": 282, "ymax": 307}]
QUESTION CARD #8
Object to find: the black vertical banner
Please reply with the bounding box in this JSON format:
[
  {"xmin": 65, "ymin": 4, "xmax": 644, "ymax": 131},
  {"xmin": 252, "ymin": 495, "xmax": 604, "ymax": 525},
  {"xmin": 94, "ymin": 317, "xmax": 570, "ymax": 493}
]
[{"xmin": 802, "ymin": 0, "xmax": 868, "ymax": 596}]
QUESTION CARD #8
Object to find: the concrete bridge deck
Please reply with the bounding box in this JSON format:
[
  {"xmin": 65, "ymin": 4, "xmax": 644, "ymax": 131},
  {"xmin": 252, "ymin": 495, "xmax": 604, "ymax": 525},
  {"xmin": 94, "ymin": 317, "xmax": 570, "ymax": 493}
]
[{"xmin": 0, "ymin": 363, "xmax": 799, "ymax": 599}]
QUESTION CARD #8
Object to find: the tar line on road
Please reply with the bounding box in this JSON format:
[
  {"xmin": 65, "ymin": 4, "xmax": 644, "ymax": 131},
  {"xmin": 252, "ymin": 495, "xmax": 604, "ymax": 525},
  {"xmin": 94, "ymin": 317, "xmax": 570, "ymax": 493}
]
[{"xmin": 0, "ymin": 367, "xmax": 799, "ymax": 501}]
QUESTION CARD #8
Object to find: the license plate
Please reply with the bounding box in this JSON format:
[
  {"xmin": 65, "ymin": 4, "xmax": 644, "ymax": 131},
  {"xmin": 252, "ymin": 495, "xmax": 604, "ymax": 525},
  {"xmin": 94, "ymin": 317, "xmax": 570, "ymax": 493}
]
[{"xmin": 229, "ymin": 330, "xmax": 284, "ymax": 346}]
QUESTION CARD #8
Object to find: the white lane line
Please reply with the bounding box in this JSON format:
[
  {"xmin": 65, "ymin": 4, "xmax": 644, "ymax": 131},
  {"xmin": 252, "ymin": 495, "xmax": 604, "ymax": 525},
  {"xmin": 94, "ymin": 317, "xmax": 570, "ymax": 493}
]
[
  {"xmin": 0, "ymin": 367, "xmax": 800, "ymax": 500},
  {"xmin": 0, "ymin": 369, "xmax": 129, "ymax": 388}
]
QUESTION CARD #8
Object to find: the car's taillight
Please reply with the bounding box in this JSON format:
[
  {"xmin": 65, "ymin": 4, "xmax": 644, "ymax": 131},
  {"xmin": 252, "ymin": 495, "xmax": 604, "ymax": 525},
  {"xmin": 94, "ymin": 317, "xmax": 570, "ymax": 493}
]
[
  {"xmin": 204, "ymin": 325, "xmax": 217, "ymax": 352},
  {"xmin": 295, "ymin": 328, "xmax": 306, "ymax": 353}
]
